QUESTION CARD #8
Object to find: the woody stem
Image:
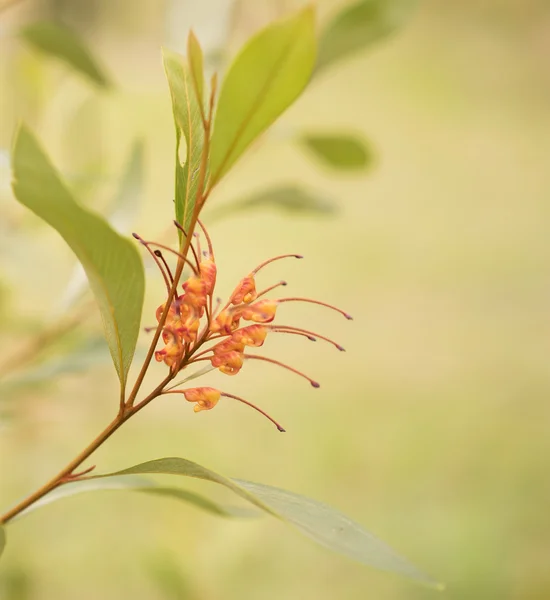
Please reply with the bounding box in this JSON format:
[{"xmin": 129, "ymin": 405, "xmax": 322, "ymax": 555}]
[{"xmin": 0, "ymin": 371, "xmax": 172, "ymax": 525}]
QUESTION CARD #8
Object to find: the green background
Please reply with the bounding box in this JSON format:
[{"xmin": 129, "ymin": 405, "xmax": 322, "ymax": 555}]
[{"xmin": 1, "ymin": 1, "xmax": 550, "ymax": 598}]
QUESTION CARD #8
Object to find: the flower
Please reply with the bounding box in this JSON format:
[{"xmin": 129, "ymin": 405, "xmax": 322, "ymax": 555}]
[{"xmin": 134, "ymin": 220, "xmax": 351, "ymax": 430}]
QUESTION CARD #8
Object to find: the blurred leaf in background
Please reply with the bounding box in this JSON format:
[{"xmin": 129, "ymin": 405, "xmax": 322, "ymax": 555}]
[
  {"xmin": 19, "ymin": 21, "xmax": 111, "ymax": 88},
  {"xmin": 316, "ymin": 0, "xmax": 418, "ymax": 74},
  {"xmin": 300, "ymin": 132, "xmax": 374, "ymax": 171},
  {"xmin": 208, "ymin": 185, "xmax": 337, "ymax": 222},
  {"xmin": 19, "ymin": 21, "xmax": 112, "ymax": 88},
  {"xmin": 145, "ymin": 553, "xmax": 200, "ymax": 600}
]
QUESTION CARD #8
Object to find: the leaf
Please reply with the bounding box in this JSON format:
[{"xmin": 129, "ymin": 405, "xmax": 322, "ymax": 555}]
[
  {"xmin": 301, "ymin": 133, "xmax": 374, "ymax": 170},
  {"xmin": 87, "ymin": 458, "xmax": 439, "ymax": 586},
  {"xmin": 14, "ymin": 475, "xmax": 254, "ymax": 521},
  {"xmin": 162, "ymin": 47, "xmax": 205, "ymax": 239},
  {"xmin": 0, "ymin": 525, "xmax": 5, "ymax": 560},
  {"xmin": 187, "ymin": 31, "xmax": 205, "ymax": 107},
  {"xmin": 19, "ymin": 21, "xmax": 111, "ymax": 88},
  {"xmin": 11, "ymin": 125, "xmax": 145, "ymax": 391},
  {"xmin": 316, "ymin": 0, "xmax": 418, "ymax": 73},
  {"xmin": 209, "ymin": 7, "xmax": 316, "ymax": 187},
  {"xmin": 208, "ymin": 185, "xmax": 337, "ymax": 222}
]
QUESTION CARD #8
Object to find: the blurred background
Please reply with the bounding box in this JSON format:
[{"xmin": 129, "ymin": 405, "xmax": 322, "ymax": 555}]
[{"xmin": 1, "ymin": 0, "xmax": 550, "ymax": 598}]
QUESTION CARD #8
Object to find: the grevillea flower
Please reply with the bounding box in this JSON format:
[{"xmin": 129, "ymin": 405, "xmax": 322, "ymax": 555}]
[{"xmin": 133, "ymin": 221, "xmax": 351, "ymax": 431}]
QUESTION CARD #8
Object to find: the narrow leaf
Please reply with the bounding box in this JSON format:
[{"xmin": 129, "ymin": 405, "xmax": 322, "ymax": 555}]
[
  {"xmin": 187, "ymin": 31, "xmax": 205, "ymax": 107},
  {"xmin": 209, "ymin": 7, "xmax": 316, "ymax": 186},
  {"xmin": 301, "ymin": 133, "xmax": 374, "ymax": 170},
  {"xmin": 208, "ymin": 185, "xmax": 336, "ymax": 222},
  {"xmin": 14, "ymin": 476, "xmax": 253, "ymax": 520},
  {"xmin": 11, "ymin": 125, "xmax": 145, "ymax": 391},
  {"xmin": 162, "ymin": 47, "xmax": 205, "ymax": 237},
  {"xmin": 0, "ymin": 526, "xmax": 5, "ymax": 560},
  {"xmin": 316, "ymin": 0, "xmax": 418, "ymax": 73},
  {"xmin": 89, "ymin": 458, "xmax": 438, "ymax": 586},
  {"xmin": 19, "ymin": 21, "xmax": 111, "ymax": 87}
]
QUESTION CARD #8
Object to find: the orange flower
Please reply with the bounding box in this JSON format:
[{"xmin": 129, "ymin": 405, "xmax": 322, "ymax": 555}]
[
  {"xmin": 182, "ymin": 387, "xmax": 221, "ymax": 412},
  {"xmin": 135, "ymin": 220, "xmax": 350, "ymax": 429}
]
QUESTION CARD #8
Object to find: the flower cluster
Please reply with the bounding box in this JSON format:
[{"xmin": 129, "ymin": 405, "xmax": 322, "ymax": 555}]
[{"xmin": 134, "ymin": 221, "xmax": 350, "ymax": 431}]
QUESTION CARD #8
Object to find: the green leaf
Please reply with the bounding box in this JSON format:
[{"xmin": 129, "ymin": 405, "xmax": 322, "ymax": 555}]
[
  {"xmin": 162, "ymin": 47, "xmax": 205, "ymax": 239},
  {"xmin": 208, "ymin": 185, "xmax": 337, "ymax": 222},
  {"xmin": 187, "ymin": 31, "xmax": 205, "ymax": 107},
  {"xmin": 209, "ymin": 7, "xmax": 316, "ymax": 187},
  {"xmin": 316, "ymin": 0, "xmax": 418, "ymax": 73},
  {"xmin": 19, "ymin": 21, "xmax": 111, "ymax": 88},
  {"xmin": 0, "ymin": 525, "xmax": 5, "ymax": 560},
  {"xmin": 11, "ymin": 125, "xmax": 145, "ymax": 391},
  {"xmin": 87, "ymin": 458, "xmax": 439, "ymax": 586},
  {"xmin": 301, "ymin": 133, "xmax": 374, "ymax": 170},
  {"xmin": 15, "ymin": 476, "xmax": 254, "ymax": 521}
]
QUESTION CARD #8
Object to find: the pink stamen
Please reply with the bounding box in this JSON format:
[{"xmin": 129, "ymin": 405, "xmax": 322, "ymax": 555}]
[
  {"xmin": 221, "ymin": 392, "xmax": 285, "ymax": 432},
  {"xmin": 193, "ymin": 232, "xmax": 202, "ymax": 262},
  {"xmin": 243, "ymin": 354, "xmax": 320, "ymax": 388},
  {"xmin": 173, "ymin": 220, "xmax": 201, "ymax": 270},
  {"xmin": 197, "ymin": 218, "xmax": 214, "ymax": 259},
  {"xmin": 132, "ymin": 233, "xmax": 171, "ymax": 293},
  {"xmin": 133, "ymin": 234, "xmax": 198, "ymax": 275},
  {"xmin": 255, "ymin": 280, "xmax": 287, "ymax": 299},
  {"xmin": 277, "ymin": 297, "xmax": 352, "ymax": 320},
  {"xmin": 251, "ymin": 254, "xmax": 303, "ymax": 275},
  {"xmin": 154, "ymin": 250, "xmax": 174, "ymax": 284},
  {"xmin": 269, "ymin": 325, "xmax": 345, "ymax": 351}
]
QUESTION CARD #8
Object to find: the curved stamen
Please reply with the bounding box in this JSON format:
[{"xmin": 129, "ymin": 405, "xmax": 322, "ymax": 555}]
[
  {"xmin": 221, "ymin": 392, "xmax": 285, "ymax": 432},
  {"xmin": 134, "ymin": 236, "xmax": 199, "ymax": 276},
  {"xmin": 251, "ymin": 254, "xmax": 303, "ymax": 275},
  {"xmin": 193, "ymin": 232, "xmax": 202, "ymax": 262},
  {"xmin": 255, "ymin": 280, "xmax": 287, "ymax": 299},
  {"xmin": 154, "ymin": 250, "xmax": 174, "ymax": 284},
  {"xmin": 269, "ymin": 325, "xmax": 345, "ymax": 351},
  {"xmin": 132, "ymin": 233, "xmax": 171, "ymax": 293},
  {"xmin": 277, "ymin": 297, "xmax": 352, "ymax": 320},
  {"xmin": 197, "ymin": 218, "xmax": 214, "ymax": 259},
  {"xmin": 173, "ymin": 220, "xmax": 201, "ymax": 270},
  {"xmin": 243, "ymin": 354, "xmax": 320, "ymax": 388}
]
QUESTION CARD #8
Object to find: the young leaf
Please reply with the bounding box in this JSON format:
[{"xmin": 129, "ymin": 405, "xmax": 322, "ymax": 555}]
[
  {"xmin": 316, "ymin": 0, "xmax": 418, "ymax": 74},
  {"xmin": 14, "ymin": 476, "xmax": 254, "ymax": 521},
  {"xmin": 301, "ymin": 133, "xmax": 374, "ymax": 170},
  {"xmin": 187, "ymin": 31, "xmax": 204, "ymax": 107},
  {"xmin": 85, "ymin": 457, "xmax": 438, "ymax": 586},
  {"xmin": 162, "ymin": 47, "xmax": 205, "ymax": 237},
  {"xmin": 208, "ymin": 185, "xmax": 336, "ymax": 222},
  {"xmin": 209, "ymin": 7, "xmax": 316, "ymax": 187},
  {"xmin": 19, "ymin": 21, "xmax": 111, "ymax": 88},
  {"xmin": 11, "ymin": 125, "xmax": 145, "ymax": 392},
  {"xmin": 0, "ymin": 525, "xmax": 5, "ymax": 560}
]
